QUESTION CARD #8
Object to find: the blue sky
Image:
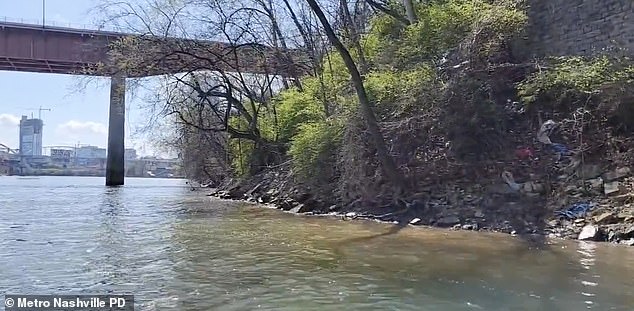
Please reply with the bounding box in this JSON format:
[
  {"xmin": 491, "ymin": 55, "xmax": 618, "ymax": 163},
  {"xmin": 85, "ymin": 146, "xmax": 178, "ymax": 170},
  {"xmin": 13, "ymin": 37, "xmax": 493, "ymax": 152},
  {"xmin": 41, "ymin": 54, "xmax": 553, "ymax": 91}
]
[{"xmin": 0, "ymin": 0, "xmax": 155, "ymax": 155}]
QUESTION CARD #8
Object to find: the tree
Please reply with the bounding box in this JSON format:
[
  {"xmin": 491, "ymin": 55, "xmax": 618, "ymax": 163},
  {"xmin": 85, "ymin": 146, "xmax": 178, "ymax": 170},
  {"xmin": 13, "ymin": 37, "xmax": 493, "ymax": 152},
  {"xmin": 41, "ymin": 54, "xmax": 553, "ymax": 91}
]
[
  {"xmin": 403, "ymin": 0, "xmax": 417, "ymax": 24},
  {"xmin": 364, "ymin": 0, "xmax": 411, "ymax": 25},
  {"xmin": 305, "ymin": 0, "xmax": 403, "ymax": 188},
  {"xmin": 94, "ymin": 0, "xmax": 321, "ymax": 175}
]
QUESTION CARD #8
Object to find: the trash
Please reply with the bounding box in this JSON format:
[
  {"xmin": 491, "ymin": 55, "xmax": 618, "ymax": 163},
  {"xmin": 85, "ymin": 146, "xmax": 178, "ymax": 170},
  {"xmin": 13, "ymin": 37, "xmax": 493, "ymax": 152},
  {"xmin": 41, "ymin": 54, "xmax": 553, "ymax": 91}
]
[
  {"xmin": 550, "ymin": 143, "xmax": 571, "ymax": 157},
  {"xmin": 554, "ymin": 202, "xmax": 595, "ymax": 220},
  {"xmin": 515, "ymin": 147, "xmax": 534, "ymax": 159},
  {"xmin": 500, "ymin": 171, "xmax": 521, "ymax": 192},
  {"xmin": 537, "ymin": 120, "xmax": 557, "ymax": 144}
]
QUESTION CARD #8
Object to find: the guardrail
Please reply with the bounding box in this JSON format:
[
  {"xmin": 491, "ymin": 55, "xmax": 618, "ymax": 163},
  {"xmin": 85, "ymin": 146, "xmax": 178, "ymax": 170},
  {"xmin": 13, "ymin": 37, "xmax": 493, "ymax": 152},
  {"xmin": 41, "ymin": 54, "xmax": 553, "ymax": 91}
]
[{"xmin": 0, "ymin": 16, "xmax": 120, "ymax": 33}]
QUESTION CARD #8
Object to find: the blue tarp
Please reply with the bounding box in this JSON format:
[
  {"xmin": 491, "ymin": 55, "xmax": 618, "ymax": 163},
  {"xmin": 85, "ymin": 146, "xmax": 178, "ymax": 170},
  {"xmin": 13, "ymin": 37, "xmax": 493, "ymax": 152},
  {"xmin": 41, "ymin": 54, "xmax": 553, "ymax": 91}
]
[{"xmin": 554, "ymin": 202, "xmax": 595, "ymax": 220}]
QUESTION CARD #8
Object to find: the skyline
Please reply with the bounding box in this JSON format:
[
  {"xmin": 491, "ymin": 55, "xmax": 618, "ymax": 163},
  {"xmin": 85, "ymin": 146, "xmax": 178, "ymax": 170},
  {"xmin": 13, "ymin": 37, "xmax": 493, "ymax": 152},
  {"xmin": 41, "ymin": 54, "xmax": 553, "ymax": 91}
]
[{"xmin": 0, "ymin": 0, "xmax": 160, "ymax": 156}]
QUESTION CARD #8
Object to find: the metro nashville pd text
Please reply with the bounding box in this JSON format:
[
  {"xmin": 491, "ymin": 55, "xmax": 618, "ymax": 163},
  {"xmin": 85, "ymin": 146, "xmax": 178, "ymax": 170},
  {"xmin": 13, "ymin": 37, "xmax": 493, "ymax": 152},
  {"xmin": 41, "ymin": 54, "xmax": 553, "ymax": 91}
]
[{"xmin": 16, "ymin": 296, "xmax": 127, "ymax": 309}]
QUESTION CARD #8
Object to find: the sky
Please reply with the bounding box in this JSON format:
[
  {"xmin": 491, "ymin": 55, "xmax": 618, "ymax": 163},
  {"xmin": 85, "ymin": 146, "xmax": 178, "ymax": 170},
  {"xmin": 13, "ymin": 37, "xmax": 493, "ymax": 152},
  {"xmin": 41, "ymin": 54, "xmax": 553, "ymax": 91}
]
[{"xmin": 0, "ymin": 0, "xmax": 158, "ymax": 155}]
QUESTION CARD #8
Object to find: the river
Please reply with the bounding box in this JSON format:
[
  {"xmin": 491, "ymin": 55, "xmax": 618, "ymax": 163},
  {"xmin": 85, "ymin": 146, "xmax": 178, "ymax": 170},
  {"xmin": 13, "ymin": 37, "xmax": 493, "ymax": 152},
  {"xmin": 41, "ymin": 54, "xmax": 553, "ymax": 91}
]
[{"xmin": 1, "ymin": 176, "xmax": 633, "ymax": 310}]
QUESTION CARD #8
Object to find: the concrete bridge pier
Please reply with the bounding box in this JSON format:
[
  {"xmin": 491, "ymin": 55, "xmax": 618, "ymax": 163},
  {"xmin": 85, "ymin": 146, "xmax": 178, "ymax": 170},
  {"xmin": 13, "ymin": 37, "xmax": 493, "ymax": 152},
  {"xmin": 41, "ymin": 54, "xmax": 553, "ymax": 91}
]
[{"xmin": 106, "ymin": 75, "xmax": 126, "ymax": 186}]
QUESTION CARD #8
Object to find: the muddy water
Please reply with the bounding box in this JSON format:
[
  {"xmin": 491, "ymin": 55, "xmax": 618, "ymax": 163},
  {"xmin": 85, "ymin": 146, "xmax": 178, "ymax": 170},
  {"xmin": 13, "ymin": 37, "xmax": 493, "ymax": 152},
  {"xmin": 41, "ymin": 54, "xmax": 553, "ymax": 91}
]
[{"xmin": 1, "ymin": 176, "xmax": 633, "ymax": 310}]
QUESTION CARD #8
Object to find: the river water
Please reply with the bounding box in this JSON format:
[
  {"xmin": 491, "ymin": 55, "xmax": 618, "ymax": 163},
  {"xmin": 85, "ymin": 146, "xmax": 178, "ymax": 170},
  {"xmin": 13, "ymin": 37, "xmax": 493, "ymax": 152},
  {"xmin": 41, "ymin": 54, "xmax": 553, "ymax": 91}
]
[{"xmin": 1, "ymin": 176, "xmax": 633, "ymax": 310}]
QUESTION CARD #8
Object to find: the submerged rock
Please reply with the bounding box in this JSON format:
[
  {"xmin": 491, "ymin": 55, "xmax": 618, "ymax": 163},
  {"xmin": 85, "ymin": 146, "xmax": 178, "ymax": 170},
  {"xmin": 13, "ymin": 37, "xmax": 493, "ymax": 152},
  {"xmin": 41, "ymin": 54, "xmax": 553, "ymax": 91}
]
[{"xmin": 620, "ymin": 239, "xmax": 634, "ymax": 246}]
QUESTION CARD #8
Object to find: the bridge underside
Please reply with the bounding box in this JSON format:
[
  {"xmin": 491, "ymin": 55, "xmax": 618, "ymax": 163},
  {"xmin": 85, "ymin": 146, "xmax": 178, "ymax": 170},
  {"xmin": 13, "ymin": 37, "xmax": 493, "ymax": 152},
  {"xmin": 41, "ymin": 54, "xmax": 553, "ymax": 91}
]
[
  {"xmin": 0, "ymin": 21, "xmax": 309, "ymax": 185},
  {"xmin": 0, "ymin": 57, "xmax": 89, "ymax": 74}
]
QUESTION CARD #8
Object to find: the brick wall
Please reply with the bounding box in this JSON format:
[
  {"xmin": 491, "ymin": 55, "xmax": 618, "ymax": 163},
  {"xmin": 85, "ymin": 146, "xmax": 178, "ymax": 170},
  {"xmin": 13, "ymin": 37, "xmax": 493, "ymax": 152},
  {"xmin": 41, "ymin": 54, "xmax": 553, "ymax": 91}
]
[{"xmin": 522, "ymin": 0, "xmax": 634, "ymax": 58}]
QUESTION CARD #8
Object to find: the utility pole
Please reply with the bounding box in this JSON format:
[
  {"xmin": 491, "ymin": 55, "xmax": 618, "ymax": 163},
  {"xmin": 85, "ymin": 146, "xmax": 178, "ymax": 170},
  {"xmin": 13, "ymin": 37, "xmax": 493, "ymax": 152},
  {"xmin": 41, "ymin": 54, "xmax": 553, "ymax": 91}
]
[{"xmin": 42, "ymin": 0, "xmax": 46, "ymax": 27}]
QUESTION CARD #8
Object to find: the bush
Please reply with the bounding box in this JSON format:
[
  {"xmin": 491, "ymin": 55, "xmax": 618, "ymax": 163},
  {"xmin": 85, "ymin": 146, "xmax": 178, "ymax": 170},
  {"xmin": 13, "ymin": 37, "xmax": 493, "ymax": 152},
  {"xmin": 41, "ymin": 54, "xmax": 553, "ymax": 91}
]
[
  {"xmin": 289, "ymin": 120, "xmax": 343, "ymax": 183},
  {"xmin": 364, "ymin": 65, "xmax": 439, "ymax": 118},
  {"xmin": 363, "ymin": 0, "xmax": 527, "ymax": 68},
  {"xmin": 518, "ymin": 56, "xmax": 634, "ymax": 107},
  {"xmin": 274, "ymin": 79, "xmax": 326, "ymax": 142},
  {"xmin": 518, "ymin": 55, "xmax": 634, "ymax": 130}
]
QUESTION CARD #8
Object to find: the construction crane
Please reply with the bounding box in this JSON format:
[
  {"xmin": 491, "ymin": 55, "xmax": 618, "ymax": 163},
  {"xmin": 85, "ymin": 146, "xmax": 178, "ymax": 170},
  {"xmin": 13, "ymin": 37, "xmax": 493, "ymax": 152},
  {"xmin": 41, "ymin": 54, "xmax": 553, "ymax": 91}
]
[
  {"xmin": 38, "ymin": 106, "xmax": 51, "ymax": 119},
  {"xmin": 26, "ymin": 106, "xmax": 51, "ymax": 120}
]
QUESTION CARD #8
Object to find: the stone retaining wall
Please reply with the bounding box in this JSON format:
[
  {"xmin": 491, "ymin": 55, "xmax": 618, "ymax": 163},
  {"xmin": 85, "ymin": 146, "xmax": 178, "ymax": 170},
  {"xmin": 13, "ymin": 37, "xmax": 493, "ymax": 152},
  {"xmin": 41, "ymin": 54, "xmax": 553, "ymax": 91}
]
[{"xmin": 522, "ymin": 0, "xmax": 634, "ymax": 58}]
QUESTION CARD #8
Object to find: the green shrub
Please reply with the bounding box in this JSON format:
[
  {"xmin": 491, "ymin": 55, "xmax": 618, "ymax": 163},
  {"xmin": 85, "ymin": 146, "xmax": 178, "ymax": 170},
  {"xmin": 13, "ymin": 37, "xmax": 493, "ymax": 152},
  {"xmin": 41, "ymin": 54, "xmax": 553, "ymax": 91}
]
[
  {"xmin": 518, "ymin": 56, "xmax": 634, "ymax": 107},
  {"xmin": 363, "ymin": 0, "xmax": 527, "ymax": 68},
  {"xmin": 364, "ymin": 65, "xmax": 439, "ymax": 117},
  {"xmin": 274, "ymin": 80, "xmax": 326, "ymax": 142},
  {"xmin": 289, "ymin": 120, "xmax": 343, "ymax": 182}
]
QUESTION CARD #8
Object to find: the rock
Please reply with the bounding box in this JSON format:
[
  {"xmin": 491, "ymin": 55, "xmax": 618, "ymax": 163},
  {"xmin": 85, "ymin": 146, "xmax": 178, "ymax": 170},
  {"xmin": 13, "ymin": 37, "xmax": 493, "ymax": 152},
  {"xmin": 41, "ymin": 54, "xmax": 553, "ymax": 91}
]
[
  {"xmin": 328, "ymin": 205, "xmax": 339, "ymax": 211},
  {"xmin": 574, "ymin": 218, "xmax": 586, "ymax": 225},
  {"xmin": 624, "ymin": 226, "xmax": 634, "ymax": 238},
  {"xmin": 245, "ymin": 182, "xmax": 262, "ymax": 197},
  {"xmin": 436, "ymin": 216, "xmax": 460, "ymax": 227},
  {"xmin": 409, "ymin": 218, "xmax": 422, "ymax": 225},
  {"xmin": 345, "ymin": 212, "xmax": 357, "ymax": 218},
  {"xmin": 620, "ymin": 238, "xmax": 634, "ymax": 246},
  {"xmin": 522, "ymin": 181, "xmax": 544, "ymax": 194},
  {"xmin": 607, "ymin": 230, "xmax": 617, "ymax": 242},
  {"xmin": 586, "ymin": 177, "xmax": 604, "ymax": 189},
  {"xmin": 578, "ymin": 225, "xmax": 599, "ymax": 241},
  {"xmin": 289, "ymin": 204, "xmax": 313, "ymax": 213},
  {"xmin": 279, "ymin": 199, "xmax": 298, "ymax": 211},
  {"xmin": 604, "ymin": 182, "xmax": 621, "ymax": 196},
  {"xmin": 616, "ymin": 209, "xmax": 633, "ymax": 220},
  {"xmin": 474, "ymin": 210, "xmax": 485, "ymax": 218},
  {"xmin": 603, "ymin": 167, "xmax": 631, "ymax": 182},
  {"xmin": 594, "ymin": 212, "xmax": 617, "ymax": 224},
  {"xmin": 547, "ymin": 219, "xmax": 559, "ymax": 227},
  {"xmin": 579, "ymin": 164, "xmax": 603, "ymax": 179},
  {"xmin": 462, "ymin": 224, "xmax": 477, "ymax": 230},
  {"xmin": 565, "ymin": 185, "xmax": 580, "ymax": 194}
]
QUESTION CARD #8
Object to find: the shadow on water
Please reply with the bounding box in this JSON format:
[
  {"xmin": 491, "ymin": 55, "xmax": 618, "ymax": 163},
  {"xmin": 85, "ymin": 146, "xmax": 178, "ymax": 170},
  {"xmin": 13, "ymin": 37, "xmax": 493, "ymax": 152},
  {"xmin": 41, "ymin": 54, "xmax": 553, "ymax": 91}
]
[{"xmin": 93, "ymin": 186, "xmax": 130, "ymax": 289}]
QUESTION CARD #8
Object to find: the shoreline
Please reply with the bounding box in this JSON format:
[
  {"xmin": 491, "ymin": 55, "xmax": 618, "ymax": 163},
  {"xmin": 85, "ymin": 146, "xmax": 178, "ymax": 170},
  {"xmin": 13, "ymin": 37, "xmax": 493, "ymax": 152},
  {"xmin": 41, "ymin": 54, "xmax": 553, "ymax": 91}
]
[
  {"xmin": 205, "ymin": 165, "xmax": 634, "ymax": 247},
  {"xmin": 210, "ymin": 192, "xmax": 634, "ymax": 247}
]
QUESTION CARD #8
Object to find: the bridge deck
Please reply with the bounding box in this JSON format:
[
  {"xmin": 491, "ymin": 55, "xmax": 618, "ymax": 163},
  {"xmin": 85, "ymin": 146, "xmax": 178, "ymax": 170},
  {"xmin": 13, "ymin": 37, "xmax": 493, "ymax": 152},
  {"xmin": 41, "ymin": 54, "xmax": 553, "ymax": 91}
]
[{"xmin": 0, "ymin": 21, "xmax": 307, "ymax": 77}]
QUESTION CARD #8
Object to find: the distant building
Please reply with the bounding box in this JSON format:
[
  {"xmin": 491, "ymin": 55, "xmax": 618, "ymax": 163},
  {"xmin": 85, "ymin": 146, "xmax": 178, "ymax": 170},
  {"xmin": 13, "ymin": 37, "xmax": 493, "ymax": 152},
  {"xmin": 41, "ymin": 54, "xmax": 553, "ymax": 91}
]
[
  {"xmin": 19, "ymin": 116, "xmax": 43, "ymax": 156},
  {"xmin": 51, "ymin": 148, "xmax": 73, "ymax": 166},
  {"xmin": 125, "ymin": 148, "xmax": 137, "ymax": 160},
  {"xmin": 75, "ymin": 146, "xmax": 107, "ymax": 159}
]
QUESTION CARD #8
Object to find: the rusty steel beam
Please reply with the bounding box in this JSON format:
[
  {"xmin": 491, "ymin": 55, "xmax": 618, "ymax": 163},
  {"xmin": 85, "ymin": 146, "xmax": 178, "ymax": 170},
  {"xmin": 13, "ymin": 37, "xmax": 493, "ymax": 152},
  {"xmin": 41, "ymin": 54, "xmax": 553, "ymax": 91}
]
[{"xmin": 0, "ymin": 21, "xmax": 310, "ymax": 77}]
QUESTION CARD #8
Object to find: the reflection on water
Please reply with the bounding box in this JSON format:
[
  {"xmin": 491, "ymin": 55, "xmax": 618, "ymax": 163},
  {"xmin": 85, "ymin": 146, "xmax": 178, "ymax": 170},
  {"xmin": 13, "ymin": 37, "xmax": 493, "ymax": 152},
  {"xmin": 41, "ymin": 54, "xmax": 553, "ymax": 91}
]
[{"xmin": 1, "ymin": 176, "xmax": 633, "ymax": 310}]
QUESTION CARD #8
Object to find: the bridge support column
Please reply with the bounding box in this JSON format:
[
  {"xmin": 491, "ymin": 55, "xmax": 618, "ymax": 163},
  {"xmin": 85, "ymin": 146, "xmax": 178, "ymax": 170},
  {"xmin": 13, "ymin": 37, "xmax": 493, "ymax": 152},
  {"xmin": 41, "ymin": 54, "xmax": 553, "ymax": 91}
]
[{"xmin": 106, "ymin": 75, "xmax": 126, "ymax": 186}]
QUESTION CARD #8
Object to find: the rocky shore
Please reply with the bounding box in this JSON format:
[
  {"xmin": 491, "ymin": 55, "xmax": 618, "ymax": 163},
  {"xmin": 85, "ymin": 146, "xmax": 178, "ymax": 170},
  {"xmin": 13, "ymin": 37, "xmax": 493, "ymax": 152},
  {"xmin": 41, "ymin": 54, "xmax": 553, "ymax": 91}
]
[{"xmin": 208, "ymin": 160, "xmax": 634, "ymax": 247}]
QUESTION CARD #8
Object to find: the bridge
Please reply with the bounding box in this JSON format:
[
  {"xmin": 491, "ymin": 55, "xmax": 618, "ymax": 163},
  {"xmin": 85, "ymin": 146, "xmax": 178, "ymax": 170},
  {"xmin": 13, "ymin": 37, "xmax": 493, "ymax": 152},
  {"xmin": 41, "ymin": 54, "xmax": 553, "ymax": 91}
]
[{"xmin": 0, "ymin": 21, "xmax": 308, "ymax": 185}]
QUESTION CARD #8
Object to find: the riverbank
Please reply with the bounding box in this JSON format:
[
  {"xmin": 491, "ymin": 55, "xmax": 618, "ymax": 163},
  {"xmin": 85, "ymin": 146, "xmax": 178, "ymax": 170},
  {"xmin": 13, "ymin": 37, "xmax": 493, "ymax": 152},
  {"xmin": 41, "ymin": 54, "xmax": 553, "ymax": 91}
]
[{"xmin": 208, "ymin": 161, "xmax": 634, "ymax": 247}]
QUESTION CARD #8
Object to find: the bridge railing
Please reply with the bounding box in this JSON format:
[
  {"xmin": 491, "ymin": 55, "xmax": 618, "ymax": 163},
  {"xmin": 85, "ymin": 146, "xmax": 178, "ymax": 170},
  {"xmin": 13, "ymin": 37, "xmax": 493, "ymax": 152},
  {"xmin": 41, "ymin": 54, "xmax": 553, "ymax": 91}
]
[{"xmin": 0, "ymin": 16, "xmax": 120, "ymax": 33}]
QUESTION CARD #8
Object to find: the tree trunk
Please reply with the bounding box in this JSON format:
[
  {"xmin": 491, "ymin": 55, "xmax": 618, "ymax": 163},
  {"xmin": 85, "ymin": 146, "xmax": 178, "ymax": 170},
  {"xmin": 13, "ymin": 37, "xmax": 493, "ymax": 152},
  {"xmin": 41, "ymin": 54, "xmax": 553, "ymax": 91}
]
[
  {"xmin": 403, "ymin": 0, "xmax": 417, "ymax": 24},
  {"xmin": 305, "ymin": 0, "xmax": 403, "ymax": 188},
  {"xmin": 340, "ymin": 0, "xmax": 369, "ymax": 75}
]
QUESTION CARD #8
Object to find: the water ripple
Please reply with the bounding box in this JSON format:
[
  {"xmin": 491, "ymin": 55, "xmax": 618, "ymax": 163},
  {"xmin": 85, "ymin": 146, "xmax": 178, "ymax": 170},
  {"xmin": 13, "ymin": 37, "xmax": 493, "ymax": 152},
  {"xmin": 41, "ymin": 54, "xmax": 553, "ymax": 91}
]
[{"xmin": 1, "ymin": 176, "xmax": 634, "ymax": 310}]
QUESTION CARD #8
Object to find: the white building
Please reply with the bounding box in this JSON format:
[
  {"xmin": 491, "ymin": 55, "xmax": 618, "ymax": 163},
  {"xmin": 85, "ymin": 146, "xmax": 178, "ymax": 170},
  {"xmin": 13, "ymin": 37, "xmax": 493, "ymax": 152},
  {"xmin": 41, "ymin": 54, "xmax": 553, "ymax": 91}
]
[{"xmin": 75, "ymin": 146, "xmax": 107, "ymax": 159}]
